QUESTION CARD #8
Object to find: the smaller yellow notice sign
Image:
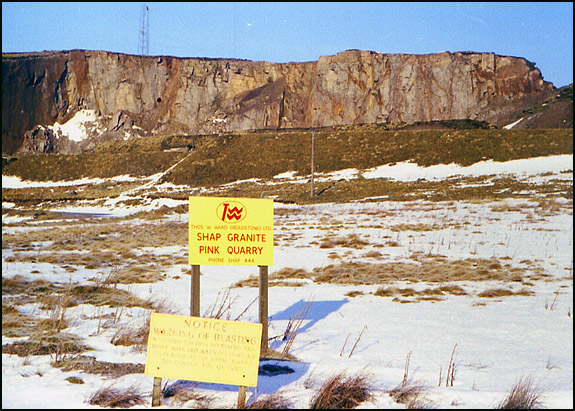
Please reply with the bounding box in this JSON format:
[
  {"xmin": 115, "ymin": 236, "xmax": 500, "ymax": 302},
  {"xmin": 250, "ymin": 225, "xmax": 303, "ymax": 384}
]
[
  {"xmin": 189, "ymin": 196, "xmax": 273, "ymax": 266},
  {"xmin": 144, "ymin": 313, "xmax": 262, "ymax": 387}
]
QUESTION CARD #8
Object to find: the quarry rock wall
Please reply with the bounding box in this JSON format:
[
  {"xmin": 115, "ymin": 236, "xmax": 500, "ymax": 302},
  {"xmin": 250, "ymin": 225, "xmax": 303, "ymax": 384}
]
[{"xmin": 2, "ymin": 49, "xmax": 555, "ymax": 154}]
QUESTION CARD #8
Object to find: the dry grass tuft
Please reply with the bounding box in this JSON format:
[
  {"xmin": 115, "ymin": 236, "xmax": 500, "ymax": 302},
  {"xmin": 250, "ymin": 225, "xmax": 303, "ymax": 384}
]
[
  {"xmin": 111, "ymin": 316, "xmax": 151, "ymax": 351},
  {"xmin": 374, "ymin": 286, "xmax": 400, "ymax": 297},
  {"xmin": 88, "ymin": 384, "xmax": 146, "ymax": 408},
  {"xmin": 69, "ymin": 284, "xmax": 153, "ymax": 308},
  {"xmin": 233, "ymin": 267, "xmax": 312, "ymax": 288},
  {"xmin": 2, "ymin": 303, "xmax": 42, "ymax": 338},
  {"xmin": 319, "ymin": 234, "xmax": 370, "ymax": 249},
  {"xmin": 310, "ymin": 370, "xmax": 373, "ymax": 409},
  {"xmin": 232, "ymin": 257, "xmax": 537, "ymax": 298},
  {"xmin": 161, "ymin": 380, "xmax": 214, "ymax": 407},
  {"xmin": 478, "ymin": 288, "xmax": 534, "ymax": 298},
  {"xmin": 496, "ymin": 376, "xmax": 545, "ymax": 409},
  {"xmin": 388, "ymin": 380, "xmax": 431, "ymax": 409},
  {"xmin": 373, "ymin": 284, "xmax": 466, "ymax": 302},
  {"xmin": 53, "ymin": 354, "xmax": 144, "ymax": 377},
  {"xmin": 312, "ymin": 255, "xmax": 529, "ymax": 286},
  {"xmin": 246, "ymin": 392, "xmax": 293, "ymax": 409},
  {"xmin": 1, "ymin": 331, "xmax": 90, "ymax": 358}
]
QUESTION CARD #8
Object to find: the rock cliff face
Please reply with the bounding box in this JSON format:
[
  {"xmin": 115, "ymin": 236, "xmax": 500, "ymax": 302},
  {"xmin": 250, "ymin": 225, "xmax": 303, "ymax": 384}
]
[{"xmin": 2, "ymin": 49, "xmax": 555, "ymax": 155}]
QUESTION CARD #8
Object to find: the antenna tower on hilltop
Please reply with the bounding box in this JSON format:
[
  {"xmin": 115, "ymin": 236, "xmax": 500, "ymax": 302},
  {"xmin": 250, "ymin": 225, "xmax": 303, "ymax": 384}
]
[{"xmin": 138, "ymin": 4, "xmax": 150, "ymax": 55}]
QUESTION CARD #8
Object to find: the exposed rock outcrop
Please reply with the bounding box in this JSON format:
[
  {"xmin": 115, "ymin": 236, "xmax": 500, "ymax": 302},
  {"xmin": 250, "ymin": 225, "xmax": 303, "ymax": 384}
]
[{"xmin": 2, "ymin": 49, "xmax": 556, "ymax": 155}]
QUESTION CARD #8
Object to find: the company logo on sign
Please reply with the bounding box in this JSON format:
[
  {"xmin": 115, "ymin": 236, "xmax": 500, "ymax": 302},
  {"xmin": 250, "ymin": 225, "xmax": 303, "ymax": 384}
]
[{"xmin": 217, "ymin": 201, "xmax": 246, "ymax": 223}]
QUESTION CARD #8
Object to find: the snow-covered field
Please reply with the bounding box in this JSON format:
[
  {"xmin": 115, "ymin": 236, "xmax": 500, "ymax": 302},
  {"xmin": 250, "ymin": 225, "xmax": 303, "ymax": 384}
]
[{"xmin": 2, "ymin": 155, "xmax": 573, "ymax": 409}]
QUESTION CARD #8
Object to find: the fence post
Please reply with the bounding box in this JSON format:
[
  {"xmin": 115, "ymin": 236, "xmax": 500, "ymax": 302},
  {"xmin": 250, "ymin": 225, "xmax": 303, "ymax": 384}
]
[
  {"xmin": 237, "ymin": 385, "xmax": 247, "ymax": 408},
  {"xmin": 191, "ymin": 265, "xmax": 201, "ymax": 316},
  {"xmin": 151, "ymin": 376, "xmax": 162, "ymax": 406},
  {"xmin": 258, "ymin": 265, "xmax": 268, "ymax": 356}
]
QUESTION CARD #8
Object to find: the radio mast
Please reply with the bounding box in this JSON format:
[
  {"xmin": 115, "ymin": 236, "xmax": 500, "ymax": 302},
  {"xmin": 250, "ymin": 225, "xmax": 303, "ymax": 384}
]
[{"xmin": 138, "ymin": 4, "xmax": 150, "ymax": 55}]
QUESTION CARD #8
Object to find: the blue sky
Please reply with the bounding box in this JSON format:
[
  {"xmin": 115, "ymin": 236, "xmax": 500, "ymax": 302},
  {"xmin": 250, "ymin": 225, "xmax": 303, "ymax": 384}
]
[{"xmin": 2, "ymin": 2, "xmax": 573, "ymax": 87}]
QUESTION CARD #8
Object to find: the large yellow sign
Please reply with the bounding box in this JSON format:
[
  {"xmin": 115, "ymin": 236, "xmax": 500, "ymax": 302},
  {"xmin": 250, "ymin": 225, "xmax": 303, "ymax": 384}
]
[
  {"xmin": 189, "ymin": 196, "xmax": 273, "ymax": 266},
  {"xmin": 144, "ymin": 313, "xmax": 262, "ymax": 387}
]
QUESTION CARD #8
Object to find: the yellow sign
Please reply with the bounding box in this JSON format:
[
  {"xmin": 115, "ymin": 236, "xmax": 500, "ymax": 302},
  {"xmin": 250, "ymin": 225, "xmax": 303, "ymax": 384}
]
[
  {"xmin": 144, "ymin": 313, "xmax": 263, "ymax": 387},
  {"xmin": 189, "ymin": 196, "xmax": 273, "ymax": 266}
]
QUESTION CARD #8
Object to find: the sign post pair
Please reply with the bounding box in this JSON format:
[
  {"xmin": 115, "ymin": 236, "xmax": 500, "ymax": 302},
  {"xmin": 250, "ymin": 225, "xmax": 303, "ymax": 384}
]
[{"xmin": 145, "ymin": 196, "xmax": 274, "ymax": 407}]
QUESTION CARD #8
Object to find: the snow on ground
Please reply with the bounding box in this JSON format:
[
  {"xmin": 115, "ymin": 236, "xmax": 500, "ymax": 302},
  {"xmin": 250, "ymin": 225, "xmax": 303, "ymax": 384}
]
[
  {"xmin": 268, "ymin": 154, "xmax": 573, "ymax": 186},
  {"xmin": 1, "ymin": 174, "xmax": 138, "ymax": 189},
  {"xmin": 361, "ymin": 154, "xmax": 573, "ymax": 181},
  {"xmin": 2, "ymin": 155, "xmax": 573, "ymax": 408}
]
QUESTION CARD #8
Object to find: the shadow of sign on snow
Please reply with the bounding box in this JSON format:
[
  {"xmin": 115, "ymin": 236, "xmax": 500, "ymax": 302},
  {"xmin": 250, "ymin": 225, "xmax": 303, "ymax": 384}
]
[
  {"xmin": 186, "ymin": 299, "xmax": 346, "ymax": 400},
  {"xmin": 270, "ymin": 298, "xmax": 349, "ymax": 336},
  {"xmin": 187, "ymin": 360, "xmax": 309, "ymax": 396}
]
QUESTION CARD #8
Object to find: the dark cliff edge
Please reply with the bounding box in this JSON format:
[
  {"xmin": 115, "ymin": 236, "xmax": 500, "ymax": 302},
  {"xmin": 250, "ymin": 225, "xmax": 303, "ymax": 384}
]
[{"xmin": 2, "ymin": 49, "xmax": 558, "ymax": 155}]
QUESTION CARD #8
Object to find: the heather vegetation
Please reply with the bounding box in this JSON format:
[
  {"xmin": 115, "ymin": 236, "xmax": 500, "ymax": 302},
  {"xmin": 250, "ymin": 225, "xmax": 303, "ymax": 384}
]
[
  {"xmin": 2, "ymin": 125, "xmax": 572, "ymax": 205},
  {"xmin": 3, "ymin": 126, "xmax": 572, "ymax": 186}
]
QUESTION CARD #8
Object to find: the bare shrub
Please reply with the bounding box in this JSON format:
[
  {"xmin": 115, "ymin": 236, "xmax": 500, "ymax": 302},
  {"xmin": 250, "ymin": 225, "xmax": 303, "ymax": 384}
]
[
  {"xmin": 282, "ymin": 299, "xmax": 312, "ymax": 358},
  {"xmin": 496, "ymin": 376, "xmax": 545, "ymax": 409},
  {"xmin": 88, "ymin": 384, "xmax": 145, "ymax": 408},
  {"xmin": 204, "ymin": 289, "xmax": 237, "ymax": 320},
  {"xmin": 42, "ymin": 287, "xmax": 73, "ymax": 333},
  {"xmin": 348, "ymin": 325, "xmax": 368, "ymax": 357},
  {"xmin": 310, "ymin": 370, "xmax": 373, "ymax": 409},
  {"xmin": 444, "ymin": 344, "xmax": 458, "ymax": 387}
]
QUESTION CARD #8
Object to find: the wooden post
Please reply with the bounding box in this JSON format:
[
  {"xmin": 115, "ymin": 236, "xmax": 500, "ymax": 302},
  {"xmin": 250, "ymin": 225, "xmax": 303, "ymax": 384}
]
[
  {"xmin": 237, "ymin": 385, "xmax": 247, "ymax": 408},
  {"xmin": 151, "ymin": 376, "xmax": 162, "ymax": 407},
  {"xmin": 258, "ymin": 265, "xmax": 269, "ymax": 356},
  {"xmin": 310, "ymin": 130, "xmax": 315, "ymax": 198},
  {"xmin": 191, "ymin": 265, "xmax": 201, "ymax": 316}
]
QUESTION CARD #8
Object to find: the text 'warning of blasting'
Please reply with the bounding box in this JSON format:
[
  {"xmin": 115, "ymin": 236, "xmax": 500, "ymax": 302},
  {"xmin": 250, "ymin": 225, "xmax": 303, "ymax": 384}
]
[
  {"xmin": 144, "ymin": 313, "xmax": 262, "ymax": 386},
  {"xmin": 189, "ymin": 196, "xmax": 274, "ymax": 266}
]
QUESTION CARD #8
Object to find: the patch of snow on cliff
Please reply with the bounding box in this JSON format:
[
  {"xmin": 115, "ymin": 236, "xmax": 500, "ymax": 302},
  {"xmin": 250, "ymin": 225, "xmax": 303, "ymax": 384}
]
[{"xmin": 48, "ymin": 109, "xmax": 102, "ymax": 142}]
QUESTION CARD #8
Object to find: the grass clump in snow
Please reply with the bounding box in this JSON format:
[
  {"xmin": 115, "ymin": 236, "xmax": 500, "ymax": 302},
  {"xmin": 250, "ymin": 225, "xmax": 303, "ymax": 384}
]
[
  {"xmin": 246, "ymin": 392, "xmax": 293, "ymax": 409},
  {"xmin": 68, "ymin": 283, "xmax": 154, "ymax": 308},
  {"xmin": 161, "ymin": 380, "xmax": 214, "ymax": 407},
  {"xmin": 1, "ymin": 303, "xmax": 42, "ymax": 338},
  {"xmin": 233, "ymin": 267, "xmax": 313, "ymax": 288},
  {"xmin": 1, "ymin": 332, "xmax": 91, "ymax": 358},
  {"xmin": 111, "ymin": 315, "xmax": 151, "ymax": 351},
  {"xmin": 496, "ymin": 376, "xmax": 545, "ymax": 409},
  {"xmin": 232, "ymin": 256, "xmax": 537, "ymax": 295},
  {"xmin": 478, "ymin": 287, "xmax": 534, "ymax": 298},
  {"xmin": 388, "ymin": 379, "xmax": 432, "ymax": 409},
  {"xmin": 319, "ymin": 234, "xmax": 371, "ymax": 249},
  {"xmin": 53, "ymin": 355, "xmax": 144, "ymax": 377},
  {"xmin": 88, "ymin": 384, "xmax": 146, "ymax": 408},
  {"xmin": 310, "ymin": 370, "xmax": 373, "ymax": 409}
]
